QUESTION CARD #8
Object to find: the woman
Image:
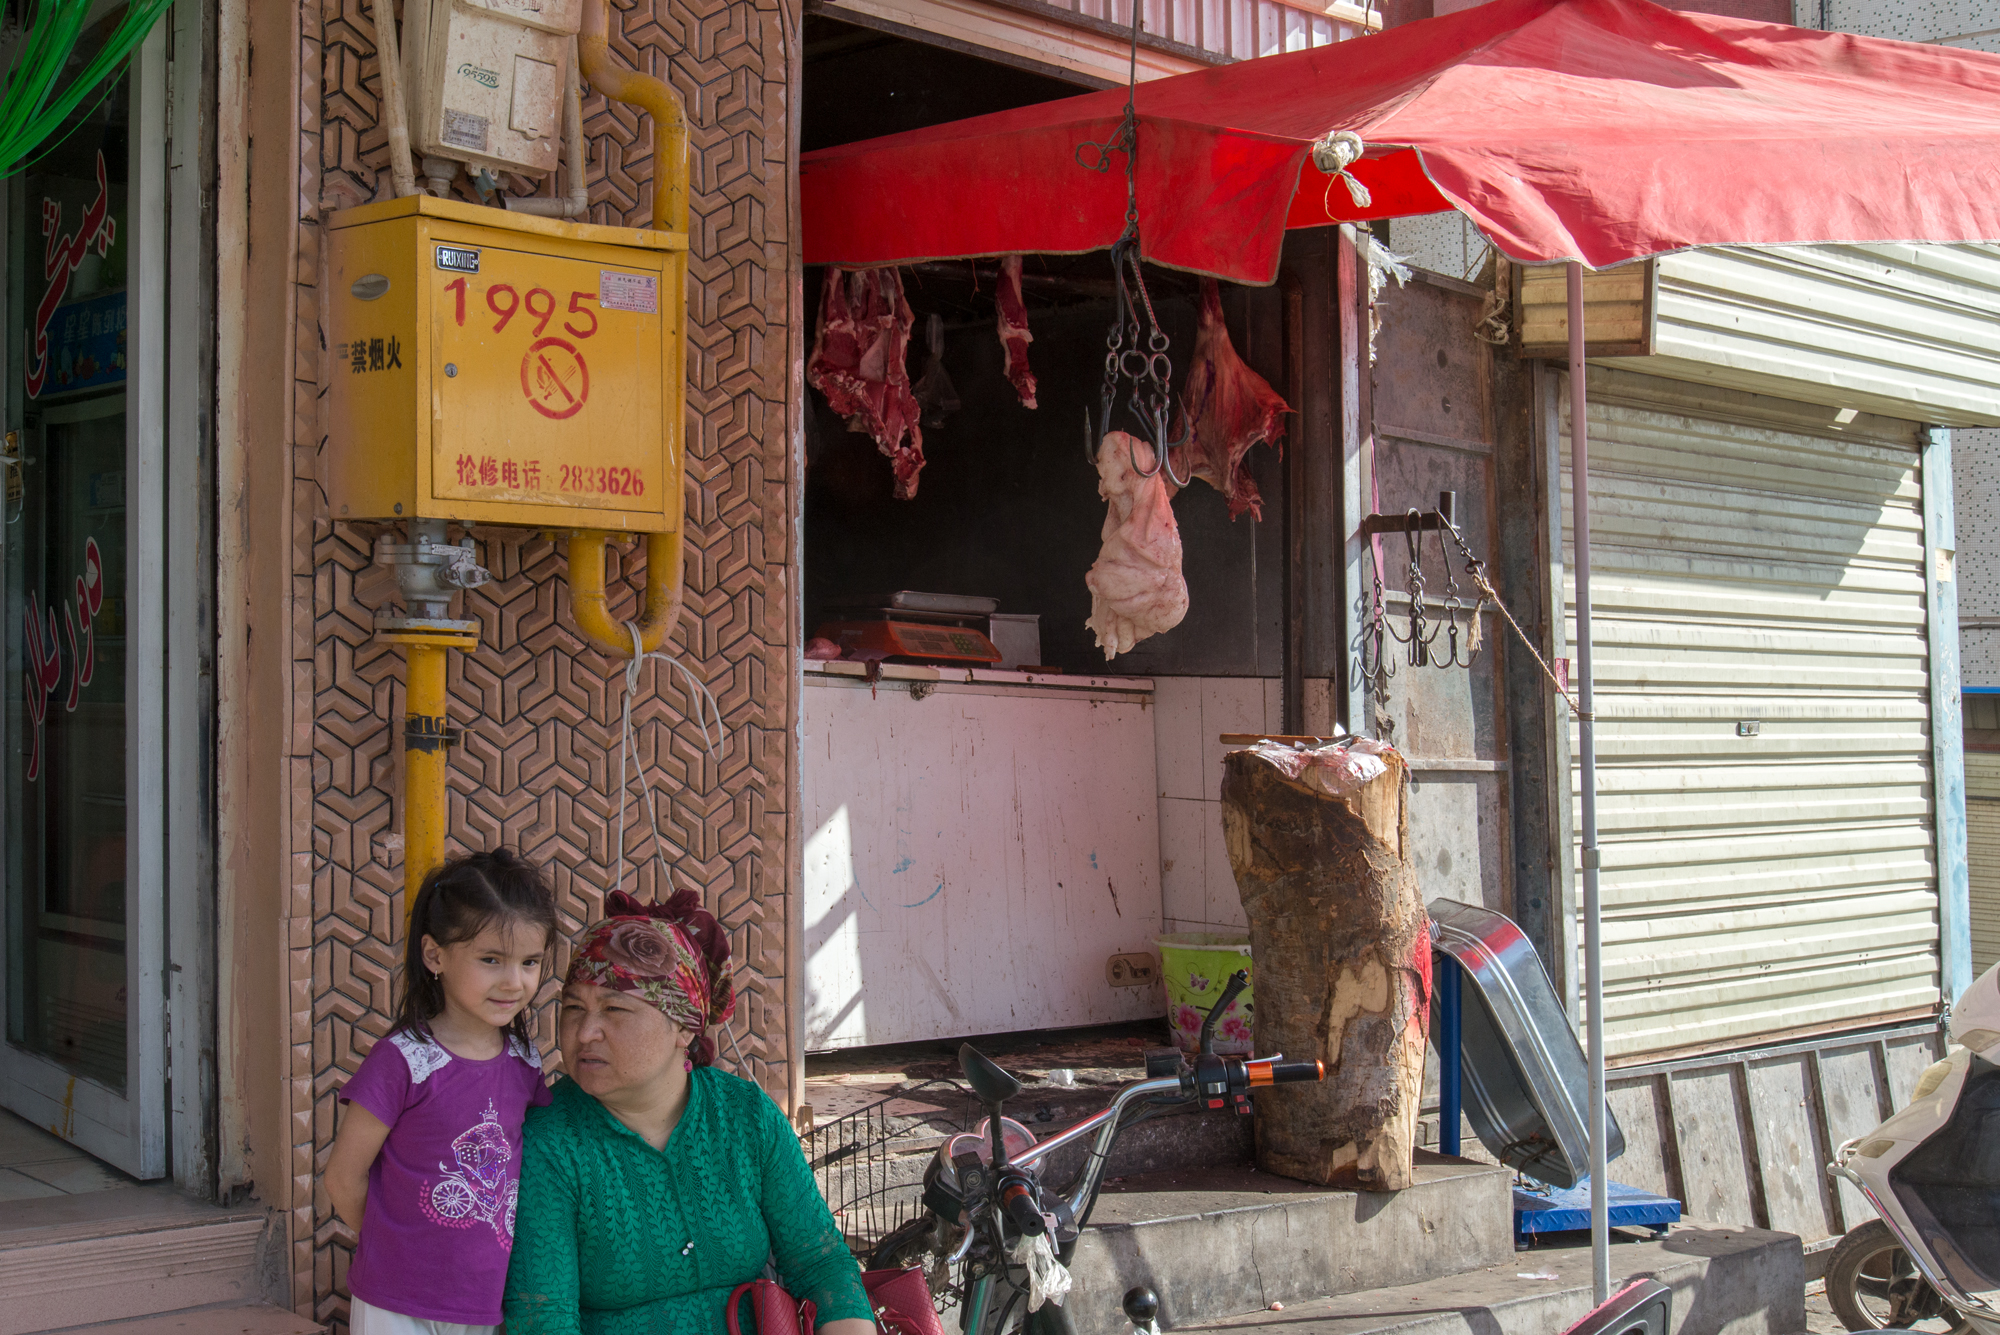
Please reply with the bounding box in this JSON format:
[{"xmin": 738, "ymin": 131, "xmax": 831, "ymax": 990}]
[{"xmin": 504, "ymin": 889, "xmax": 876, "ymax": 1335}]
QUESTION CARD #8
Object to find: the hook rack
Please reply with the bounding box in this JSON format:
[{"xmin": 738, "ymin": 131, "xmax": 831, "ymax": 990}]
[{"xmin": 1360, "ymin": 491, "xmax": 1457, "ymax": 537}]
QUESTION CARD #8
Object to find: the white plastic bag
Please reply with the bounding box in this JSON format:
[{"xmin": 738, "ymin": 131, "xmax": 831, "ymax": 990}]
[{"xmin": 1007, "ymin": 1232, "xmax": 1073, "ymax": 1311}]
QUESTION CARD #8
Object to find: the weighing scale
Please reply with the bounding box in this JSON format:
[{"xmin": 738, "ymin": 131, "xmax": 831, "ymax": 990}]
[{"xmin": 816, "ymin": 591, "xmax": 1004, "ymax": 666}]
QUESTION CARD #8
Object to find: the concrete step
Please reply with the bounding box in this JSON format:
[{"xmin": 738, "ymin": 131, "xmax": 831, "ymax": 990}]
[
  {"xmin": 1158, "ymin": 1222, "xmax": 1804, "ymax": 1335},
  {"xmin": 0, "ymin": 1185, "xmax": 278, "ymax": 1335},
  {"xmin": 1067, "ymin": 1152, "xmax": 1517, "ymax": 1335},
  {"xmin": 35, "ymin": 1305, "xmax": 322, "ymax": 1335}
]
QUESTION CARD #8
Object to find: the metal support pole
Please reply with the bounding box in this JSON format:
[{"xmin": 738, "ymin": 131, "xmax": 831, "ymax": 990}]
[
  {"xmin": 403, "ymin": 642, "xmax": 450, "ymax": 910},
  {"xmin": 1568, "ymin": 261, "xmax": 1610, "ymax": 1304},
  {"xmin": 378, "ymin": 518, "xmax": 487, "ymax": 932},
  {"xmin": 1439, "ymin": 955, "xmax": 1462, "ymax": 1157}
]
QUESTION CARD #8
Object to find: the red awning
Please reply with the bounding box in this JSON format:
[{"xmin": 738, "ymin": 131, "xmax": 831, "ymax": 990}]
[{"xmin": 800, "ymin": 0, "xmax": 2000, "ymax": 283}]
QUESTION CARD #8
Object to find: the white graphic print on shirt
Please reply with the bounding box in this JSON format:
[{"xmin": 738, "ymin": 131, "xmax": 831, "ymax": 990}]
[
  {"xmin": 420, "ymin": 1099, "xmax": 518, "ymax": 1243},
  {"xmin": 389, "ymin": 1028, "xmax": 452, "ymax": 1083}
]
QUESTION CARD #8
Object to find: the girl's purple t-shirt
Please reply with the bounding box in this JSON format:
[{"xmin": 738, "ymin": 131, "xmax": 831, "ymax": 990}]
[{"xmin": 339, "ymin": 1028, "xmax": 552, "ymax": 1324}]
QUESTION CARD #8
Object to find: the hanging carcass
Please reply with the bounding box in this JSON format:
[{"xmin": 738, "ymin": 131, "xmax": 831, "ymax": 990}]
[
  {"xmin": 1171, "ymin": 277, "xmax": 1290, "ymax": 520},
  {"xmin": 995, "ymin": 255, "xmax": 1038, "ymax": 409},
  {"xmin": 807, "ymin": 267, "xmax": 926, "ymax": 499},
  {"xmin": 1085, "ymin": 432, "xmax": 1188, "ymax": 658}
]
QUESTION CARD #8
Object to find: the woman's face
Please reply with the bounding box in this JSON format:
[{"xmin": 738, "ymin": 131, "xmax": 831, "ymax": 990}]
[{"xmin": 558, "ymin": 981, "xmax": 689, "ymax": 1099}]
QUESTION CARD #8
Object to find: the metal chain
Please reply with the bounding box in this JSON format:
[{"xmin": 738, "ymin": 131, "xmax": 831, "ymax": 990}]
[
  {"xmin": 1434, "ymin": 523, "xmax": 1478, "ymax": 668},
  {"xmin": 1385, "ymin": 513, "xmax": 1431, "ymax": 665},
  {"xmin": 1076, "ymin": 0, "xmax": 1192, "ymax": 484},
  {"xmin": 1351, "ymin": 508, "xmax": 1578, "ymax": 718},
  {"xmin": 1354, "ymin": 549, "xmax": 1397, "ymax": 706}
]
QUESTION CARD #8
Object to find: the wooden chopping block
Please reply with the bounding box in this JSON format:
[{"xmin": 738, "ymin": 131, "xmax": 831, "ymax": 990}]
[{"xmin": 1220, "ymin": 742, "xmax": 1431, "ymax": 1191}]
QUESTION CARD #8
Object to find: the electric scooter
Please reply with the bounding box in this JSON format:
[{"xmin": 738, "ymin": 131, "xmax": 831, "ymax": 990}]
[{"xmin": 1826, "ymin": 959, "xmax": 2000, "ymax": 1335}]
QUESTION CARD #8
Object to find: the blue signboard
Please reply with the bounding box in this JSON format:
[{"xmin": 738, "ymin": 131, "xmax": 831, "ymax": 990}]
[{"xmin": 41, "ymin": 291, "xmax": 126, "ymax": 397}]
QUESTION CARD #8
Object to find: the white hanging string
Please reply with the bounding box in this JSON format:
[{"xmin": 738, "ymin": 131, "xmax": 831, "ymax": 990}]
[
  {"xmin": 610, "ymin": 623, "xmax": 752, "ymax": 1073},
  {"xmin": 613, "ymin": 621, "xmax": 727, "ymax": 900}
]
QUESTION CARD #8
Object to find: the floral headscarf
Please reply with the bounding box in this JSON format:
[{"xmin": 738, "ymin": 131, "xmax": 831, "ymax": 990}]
[{"xmin": 567, "ymin": 889, "xmax": 736, "ymax": 1066}]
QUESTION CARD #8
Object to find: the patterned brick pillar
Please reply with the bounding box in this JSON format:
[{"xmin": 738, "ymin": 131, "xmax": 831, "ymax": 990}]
[{"xmin": 296, "ymin": 0, "xmax": 799, "ymax": 1322}]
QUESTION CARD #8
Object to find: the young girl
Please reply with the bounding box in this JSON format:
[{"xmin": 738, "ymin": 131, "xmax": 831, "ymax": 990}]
[{"xmin": 327, "ymin": 848, "xmax": 559, "ymax": 1335}]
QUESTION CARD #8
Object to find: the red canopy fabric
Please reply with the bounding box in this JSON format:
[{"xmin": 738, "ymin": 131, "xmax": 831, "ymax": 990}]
[{"xmin": 799, "ymin": 0, "xmax": 2000, "ymax": 283}]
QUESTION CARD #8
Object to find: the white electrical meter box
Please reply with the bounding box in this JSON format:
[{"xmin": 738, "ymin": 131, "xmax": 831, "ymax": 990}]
[{"xmin": 402, "ymin": 0, "xmax": 583, "ymax": 179}]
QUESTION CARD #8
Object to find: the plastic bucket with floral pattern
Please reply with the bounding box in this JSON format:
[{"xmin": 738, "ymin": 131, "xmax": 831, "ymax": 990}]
[{"xmin": 1155, "ymin": 933, "xmax": 1254, "ymax": 1055}]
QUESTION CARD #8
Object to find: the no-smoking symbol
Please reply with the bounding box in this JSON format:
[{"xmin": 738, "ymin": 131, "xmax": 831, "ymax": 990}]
[{"xmin": 521, "ymin": 337, "xmax": 590, "ymax": 420}]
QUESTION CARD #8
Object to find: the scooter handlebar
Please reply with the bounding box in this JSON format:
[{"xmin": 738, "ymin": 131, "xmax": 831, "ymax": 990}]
[
  {"xmin": 1258, "ymin": 1060, "xmax": 1326, "ymax": 1085},
  {"xmin": 1001, "ymin": 1179, "xmax": 1048, "ymax": 1235}
]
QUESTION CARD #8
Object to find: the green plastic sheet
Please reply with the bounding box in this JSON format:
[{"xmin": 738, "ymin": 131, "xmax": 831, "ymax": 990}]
[{"xmin": 0, "ymin": 0, "xmax": 176, "ymax": 174}]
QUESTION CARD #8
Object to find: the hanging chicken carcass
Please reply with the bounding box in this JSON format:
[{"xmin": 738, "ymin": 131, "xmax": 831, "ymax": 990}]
[
  {"xmin": 1085, "ymin": 432, "xmax": 1188, "ymax": 658},
  {"xmin": 1171, "ymin": 277, "xmax": 1289, "ymax": 521},
  {"xmin": 996, "ymin": 255, "xmax": 1038, "ymax": 409},
  {"xmin": 807, "ymin": 267, "xmax": 926, "ymax": 499}
]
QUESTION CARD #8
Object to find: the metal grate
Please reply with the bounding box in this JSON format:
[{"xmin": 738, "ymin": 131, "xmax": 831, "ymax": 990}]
[{"xmin": 806, "ymin": 1079, "xmax": 971, "ymax": 1253}]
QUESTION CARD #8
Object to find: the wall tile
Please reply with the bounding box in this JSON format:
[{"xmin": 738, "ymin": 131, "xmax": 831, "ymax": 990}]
[
  {"xmin": 1201, "ymin": 799, "xmax": 1248, "ymax": 930},
  {"xmin": 1157, "ymin": 796, "xmax": 1208, "ymax": 926},
  {"xmin": 1200, "ymin": 678, "xmax": 1266, "ymax": 802},
  {"xmin": 1151, "ymin": 677, "xmax": 1204, "ymax": 801}
]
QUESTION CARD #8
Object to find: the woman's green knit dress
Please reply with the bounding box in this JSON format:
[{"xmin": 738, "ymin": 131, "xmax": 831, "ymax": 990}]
[{"xmin": 504, "ymin": 1066, "xmax": 874, "ymax": 1334}]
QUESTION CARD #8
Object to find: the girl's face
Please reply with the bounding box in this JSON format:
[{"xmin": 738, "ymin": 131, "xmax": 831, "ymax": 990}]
[
  {"xmin": 558, "ymin": 980, "xmax": 690, "ymax": 1099},
  {"xmin": 423, "ymin": 918, "xmax": 548, "ymax": 1033}
]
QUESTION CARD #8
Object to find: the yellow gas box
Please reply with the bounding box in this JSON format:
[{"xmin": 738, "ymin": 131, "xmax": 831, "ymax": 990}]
[{"xmin": 324, "ymin": 194, "xmax": 685, "ymax": 533}]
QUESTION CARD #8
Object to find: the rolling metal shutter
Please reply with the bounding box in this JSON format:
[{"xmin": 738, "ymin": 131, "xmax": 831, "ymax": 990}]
[
  {"xmin": 1563, "ymin": 367, "xmax": 1940, "ymax": 1060},
  {"xmin": 1967, "ymin": 752, "xmax": 2000, "ymax": 978}
]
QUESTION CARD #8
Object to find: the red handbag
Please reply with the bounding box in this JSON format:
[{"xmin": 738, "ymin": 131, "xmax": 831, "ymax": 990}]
[
  {"xmin": 727, "ymin": 1268, "xmax": 944, "ymax": 1335},
  {"xmin": 861, "ymin": 1266, "xmax": 945, "ymax": 1335}
]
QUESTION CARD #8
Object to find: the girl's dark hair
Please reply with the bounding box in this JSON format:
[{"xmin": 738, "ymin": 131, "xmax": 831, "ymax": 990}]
[{"xmin": 393, "ymin": 847, "xmax": 559, "ymax": 1045}]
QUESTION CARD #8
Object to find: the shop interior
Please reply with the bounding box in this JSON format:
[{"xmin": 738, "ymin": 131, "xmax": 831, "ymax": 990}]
[
  {"xmin": 798, "ymin": 18, "xmax": 1312, "ymax": 1058},
  {"xmin": 800, "ymin": 17, "xmax": 1289, "ymax": 681}
]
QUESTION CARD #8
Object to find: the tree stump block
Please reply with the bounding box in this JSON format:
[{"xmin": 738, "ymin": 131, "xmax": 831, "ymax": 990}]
[{"xmin": 1220, "ymin": 742, "xmax": 1432, "ymax": 1191}]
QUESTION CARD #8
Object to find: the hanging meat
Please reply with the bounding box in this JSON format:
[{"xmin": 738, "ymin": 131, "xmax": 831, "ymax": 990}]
[
  {"xmin": 807, "ymin": 267, "xmax": 925, "ymax": 499},
  {"xmin": 996, "ymin": 255, "xmax": 1038, "ymax": 409},
  {"xmin": 1085, "ymin": 432, "xmax": 1189, "ymax": 659},
  {"xmin": 1170, "ymin": 277, "xmax": 1290, "ymax": 521},
  {"xmin": 911, "ymin": 313, "xmax": 961, "ymax": 428}
]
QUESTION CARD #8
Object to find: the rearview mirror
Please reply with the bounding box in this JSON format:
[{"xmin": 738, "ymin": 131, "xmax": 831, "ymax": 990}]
[{"xmin": 959, "ymin": 1043, "xmax": 1023, "ymax": 1107}]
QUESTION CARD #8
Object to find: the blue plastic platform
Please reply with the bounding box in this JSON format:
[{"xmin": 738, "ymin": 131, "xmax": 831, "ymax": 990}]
[{"xmin": 1513, "ymin": 1177, "xmax": 1682, "ymax": 1242}]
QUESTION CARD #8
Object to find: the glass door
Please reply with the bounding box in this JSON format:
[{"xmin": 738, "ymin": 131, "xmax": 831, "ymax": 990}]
[{"xmin": 0, "ymin": 35, "xmax": 166, "ymax": 1179}]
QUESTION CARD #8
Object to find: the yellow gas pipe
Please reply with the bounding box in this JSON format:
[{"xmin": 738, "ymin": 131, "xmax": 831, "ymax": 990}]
[
  {"xmin": 579, "ymin": 0, "xmax": 689, "ymax": 235},
  {"xmin": 380, "ymin": 3, "xmax": 689, "ymax": 930},
  {"xmin": 568, "ymin": 0, "xmax": 690, "ymax": 659},
  {"xmin": 379, "ymin": 613, "xmax": 478, "ymax": 922},
  {"xmin": 565, "ymin": 531, "xmax": 686, "ymax": 657}
]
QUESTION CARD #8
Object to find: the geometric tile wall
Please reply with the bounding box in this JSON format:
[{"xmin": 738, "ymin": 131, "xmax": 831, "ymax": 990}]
[{"xmin": 297, "ymin": 0, "xmax": 797, "ymax": 1320}]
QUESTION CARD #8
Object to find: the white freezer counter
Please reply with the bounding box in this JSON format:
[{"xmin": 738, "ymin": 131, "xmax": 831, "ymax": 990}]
[{"xmin": 801, "ymin": 662, "xmax": 1163, "ymax": 1050}]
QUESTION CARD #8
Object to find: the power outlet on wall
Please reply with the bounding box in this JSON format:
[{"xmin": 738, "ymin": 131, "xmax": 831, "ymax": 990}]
[{"xmin": 1106, "ymin": 953, "xmax": 1158, "ymax": 987}]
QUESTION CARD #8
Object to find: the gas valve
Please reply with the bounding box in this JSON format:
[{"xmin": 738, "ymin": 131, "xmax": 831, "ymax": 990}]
[{"xmin": 380, "ymin": 529, "xmax": 493, "ymax": 618}]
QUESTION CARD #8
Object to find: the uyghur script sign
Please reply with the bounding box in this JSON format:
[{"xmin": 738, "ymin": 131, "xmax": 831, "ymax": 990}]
[
  {"xmin": 27, "ymin": 151, "xmax": 116, "ymax": 400},
  {"xmin": 23, "ymin": 537, "xmax": 105, "ymax": 782}
]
